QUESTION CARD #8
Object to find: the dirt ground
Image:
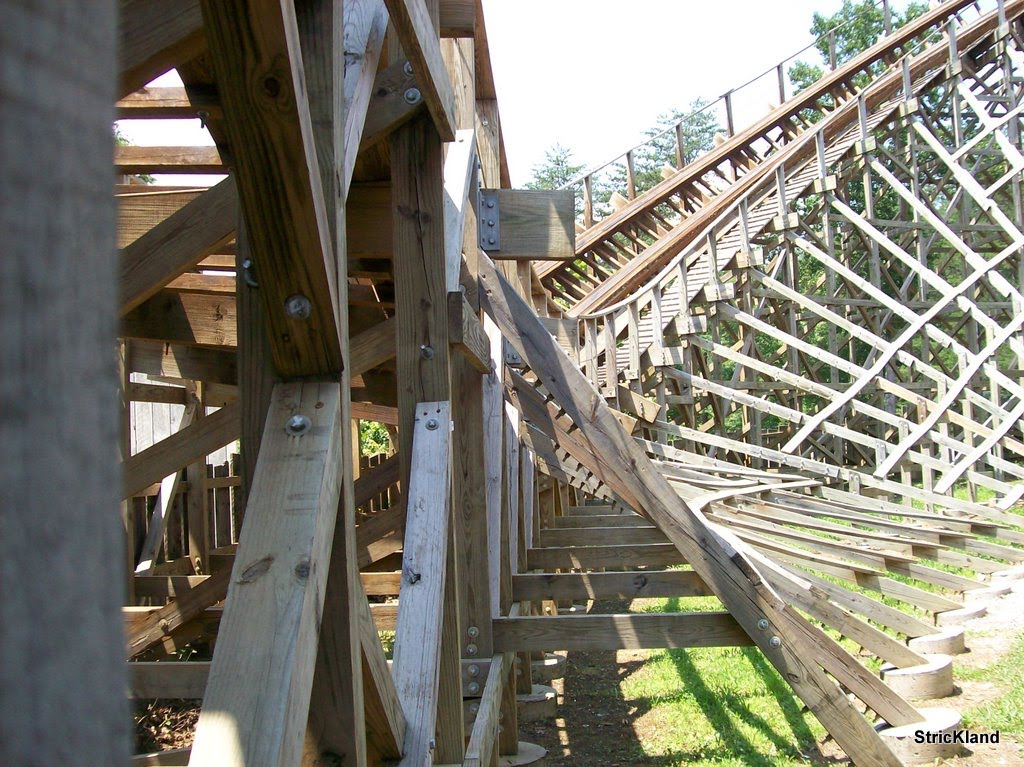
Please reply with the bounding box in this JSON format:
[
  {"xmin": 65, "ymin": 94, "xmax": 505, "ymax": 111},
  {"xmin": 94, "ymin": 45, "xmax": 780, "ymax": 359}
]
[{"xmin": 521, "ymin": 585, "xmax": 1024, "ymax": 767}]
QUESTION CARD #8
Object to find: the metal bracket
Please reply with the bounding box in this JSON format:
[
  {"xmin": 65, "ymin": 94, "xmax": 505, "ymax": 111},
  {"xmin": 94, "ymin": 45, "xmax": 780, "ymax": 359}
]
[
  {"xmin": 503, "ymin": 339, "xmax": 524, "ymax": 369},
  {"xmin": 478, "ymin": 189, "xmax": 501, "ymax": 251}
]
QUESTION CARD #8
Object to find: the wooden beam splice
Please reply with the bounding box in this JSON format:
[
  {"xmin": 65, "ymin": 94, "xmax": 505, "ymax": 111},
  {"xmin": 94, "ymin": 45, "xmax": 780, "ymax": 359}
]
[
  {"xmin": 382, "ymin": 0, "xmax": 457, "ymax": 141},
  {"xmin": 476, "ymin": 251, "xmax": 910, "ymax": 766},
  {"xmin": 199, "ymin": 0, "xmax": 342, "ymax": 377},
  {"xmin": 189, "ymin": 382, "xmax": 343, "ymax": 767},
  {"xmin": 122, "ymin": 402, "xmax": 239, "ymax": 499},
  {"xmin": 449, "ymin": 291, "xmax": 491, "ymax": 373},
  {"xmin": 391, "ymin": 401, "xmax": 452, "ymax": 767},
  {"xmin": 120, "ymin": 177, "xmax": 237, "ymax": 315}
]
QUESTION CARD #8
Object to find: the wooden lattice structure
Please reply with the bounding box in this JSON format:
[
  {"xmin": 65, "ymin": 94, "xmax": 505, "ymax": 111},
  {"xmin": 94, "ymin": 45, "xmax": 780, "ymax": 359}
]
[{"xmin": 5, "ymin": 1, "xmax": 1024, "ymax": 766}]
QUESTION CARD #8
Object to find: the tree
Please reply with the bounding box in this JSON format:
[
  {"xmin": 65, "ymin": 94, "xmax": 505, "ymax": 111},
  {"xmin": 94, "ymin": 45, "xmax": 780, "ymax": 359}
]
[
  {"xmin": 526, "ymin": 143, "xmax": 583, "ymax": 191},
  {"xmin": 788, "ymin": 1, "xmax": 929, "ymax": 95}
]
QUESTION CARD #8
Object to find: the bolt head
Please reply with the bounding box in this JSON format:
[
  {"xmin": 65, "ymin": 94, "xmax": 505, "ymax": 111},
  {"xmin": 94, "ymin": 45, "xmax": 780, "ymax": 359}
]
[
  {"xmin": 286, "ymin": 414, "xmax": 312, "ymax": 436},
  {"xmin": 468, "ymin": 664, "xmax": 480, "ymax": 677},
  {"xmin": 757, "ymin": 619, "xmax": 769, "ymax": 631},
  {"xmin": 468, "ymin": 682, "xmax": 480, "ymax": 694},
  {"xmin": 420, "ymin": 344, "xmax": 434, "ymax": 360},
  {"xmin": 284, "ymin": 293, "xmax": 312, "ymax": 320},
  {"xmin": 769, "ymin": 636, "xmax": 782, "ymax": 648},
  {"xmin": 404, "ymin": 87, "xmax": 422, "ymax": 105},
  {"xmin": 488, "ymin": 236, "xmax": 496, "ymax": 244},
  {"xmin": 403, "ymin": 60, "xmax": 414, "ymax": 77},
  {"xmin": 487, "ymin": 200, "xmax": 495, "ymax": 208},
  {"xmin": 425, "ymin": 418, "xmax": 439, "ymax": 430},
  {"xmin": 468, "ymin": 625, "xmax": 480, "ymax": 638},
  {"xmin": 466, "ymin": 643, "xmax": 478, "ymax": 656}
]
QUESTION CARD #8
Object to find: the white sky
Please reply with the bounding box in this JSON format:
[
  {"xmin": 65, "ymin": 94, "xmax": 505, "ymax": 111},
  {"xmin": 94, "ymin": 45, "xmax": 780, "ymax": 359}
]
[{"xmin": 119, "ymin": 1, "xmax": 922, "ymax": 187}]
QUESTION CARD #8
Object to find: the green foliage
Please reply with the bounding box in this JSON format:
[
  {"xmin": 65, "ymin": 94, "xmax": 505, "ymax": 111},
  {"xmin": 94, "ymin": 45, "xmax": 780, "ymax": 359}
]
[
  {"xmin": 114, "ymin": 124, "xmax": 156, "ymax": 185},
  {"xmin": 359, "ymin": 419, "xmax": 391, "ymax": 457},
  {"xmin": 525, "ymin": 143, "xmax": 583, "ymax": 191}
]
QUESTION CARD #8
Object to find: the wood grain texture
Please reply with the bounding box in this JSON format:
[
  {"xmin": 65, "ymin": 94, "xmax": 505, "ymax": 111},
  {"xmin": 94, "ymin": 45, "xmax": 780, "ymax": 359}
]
[
  {"xmin": 119, "ymin": 0, "xmax": 206, "ymax": 98},
  {"xmin": 486, "ymin": 189, "xmax": 575, "ymax": 261},
  {"xmin": 189, "ymin": 382, "xmax": 343, "ymax": 767},
  {"xmin": 122, "ymin": 290, "xmax": 237, "ymax": 349}
]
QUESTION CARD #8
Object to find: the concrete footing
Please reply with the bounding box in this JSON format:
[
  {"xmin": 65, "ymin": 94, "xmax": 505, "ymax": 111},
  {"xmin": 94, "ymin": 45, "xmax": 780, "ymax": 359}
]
[
  {"xmin": 935, "ymin": 602, "xmax": 985, "ymax": 626},
  {"xmin": 908, "ymin": 626, "xmax": 966, "ymax": 655},
  {"xmin": 880, "ymin": 654, "xmax": 953, "ymax": 699},
  {"xmin": 499, "ymin": 741, "xmax": 548, "ymax": 766},
  {"xmin": 517, "ymin": 684, "xmax": 557, "ymax": 722},
  {"xmin": 878, "ymin": 707, "xmax": 964, "ymax": 764},
  {"xmin": 531, "ymin": 653, "xmax": 566, "ymax": 683}
]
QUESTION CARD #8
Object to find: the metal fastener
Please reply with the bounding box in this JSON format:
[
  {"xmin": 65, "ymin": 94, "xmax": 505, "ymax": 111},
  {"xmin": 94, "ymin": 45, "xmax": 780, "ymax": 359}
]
[
  {"xmin": 284, "ymin": 293, "xmax": 312, "ymax": 320},
  {"xmin": 403, "ymin": 60, "xmax": 414, "ymax": 77},
  {"xmin": 426, "ymin": 418, "xmax": 439, "ymax": 431},
  {"xmin": 468, "ymin": 682, "xmax": 480, "ymax": 694},
  {"xmin": 468, "ymin": 626, "xmax": 480, "ymax": 638},
  {"xmin": 757, "ymin": 619, "xmax": 769, "ymax": 631},
  {"xmin": 241, "ymin": 257, "xmax": 259, "ymax": 289},
  {"xmin": 404, "ymin": 87, "xmax": 422, "ymax": 105},
  {"xmin": 769, "ymin": 636, "xmax": 782, "ymax": 648},
  {"xmin": 286, "ymin": 414, "xmax": 311, "ymax": 436},
  {"xmin": 420, "ymin": 344, "xmax": 434, "ymax": 360},
  {"xmin": 468, "ymin": 664, "xmax": 480, "ymax": 677},
  {"xmin": 466, "ymin": 643, "xmax": 478, "ymax": 656},
  {"xmin": 488, "ymin": 236, "xmax": 496, "ymax": 244},
  {"xmin": 487, "ymin": 200, "xmax": 495, "ymax": 208}
]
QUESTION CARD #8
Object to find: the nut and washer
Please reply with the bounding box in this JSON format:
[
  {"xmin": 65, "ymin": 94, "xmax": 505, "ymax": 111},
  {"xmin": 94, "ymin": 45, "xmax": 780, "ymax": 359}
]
[
  {"xmin": 404, "ymin": 87, "xmax": 422, "ymax": 105},
  {"xmin": 284, "ymin": 293, "xmax": 312, "ymax": 320},
  {"xmin": 286, "ymin": 414, "xmax": 312, "ymax": 436}
]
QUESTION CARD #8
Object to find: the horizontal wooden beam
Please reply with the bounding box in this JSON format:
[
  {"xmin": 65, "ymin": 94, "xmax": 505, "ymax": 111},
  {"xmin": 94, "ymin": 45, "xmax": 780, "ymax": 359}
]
[
  {"xmin": 351, "ymin": 317, "xmax": 397, "ymax": 376},
  {"xmin": 526, "ymin": 543, "xmax": 682, "ymax": 570},
  {"xmin": 116, "ymin": 85, "xmax": 221, "ymax": 119},
  {"xmin": 128, "ymin": 340, "xmax": 237, "ymax": 385},
  {"xmin": 115, "ymin": 145, "xmax": 224, "ymax": 174},
  {"xmin": 485, "ymin": 189, "xmax": 575, "ymax": 261},
  {"xmin": 448, "ymin": 291, "xmax": 491, "ymax": 373},
  {"xmin": 121, "ymin": 290, "xmax": 236, "ymax": 349},
  {"xmin": 511, "ymin": 570, "xmax": 711, "ymax": 602},
  {"xmin": 493, "ymin": 613, "xmax": 751, "ymax": 652},
  {"xmin": 125, "ymin": 568, "xmax": 230, "ymax": 657}
]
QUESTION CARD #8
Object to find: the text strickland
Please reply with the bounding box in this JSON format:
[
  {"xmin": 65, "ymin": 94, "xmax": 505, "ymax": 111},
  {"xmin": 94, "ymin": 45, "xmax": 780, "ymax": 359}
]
[{"xmin": 914, "ymin": 729, "xmax": 999, "ymax": 745}]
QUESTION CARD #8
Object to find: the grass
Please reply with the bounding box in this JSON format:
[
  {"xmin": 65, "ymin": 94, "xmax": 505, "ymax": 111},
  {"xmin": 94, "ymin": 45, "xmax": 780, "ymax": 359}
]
[
  {"xmin": 614, "ymin": 595, "xmax": 828, "ymax": 766},
  {"xmin": 960, "ymin": 633, "xmax": 1024, "ymax": 738}
]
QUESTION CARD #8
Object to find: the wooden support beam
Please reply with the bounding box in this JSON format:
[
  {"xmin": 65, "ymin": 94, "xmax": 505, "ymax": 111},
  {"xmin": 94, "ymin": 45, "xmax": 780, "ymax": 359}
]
[
  {"xmin": 391, "ymin": 402, "xmax": 452, "ymax": 767},
  {"xmin": 382, "ymin": 0, "xmax": 457, "ymax": 141},
  {"xmin": 189, "ymin": 383, "xmax": 343, "ymax": 767},
  {"xmin": 358, "ymin": 59, "xmax": 424, "ymax": 152},
  {"xmin": 119, "ymin": 0, "xmax": 206, "ymax": 98},
  {"xmin": 117, "ymin": 86, "xmax": 221, "ymax": 119},
  {"xmin": 120, "ymin": 178, "xmax": 237, "ymax": 314},
  {"xmin": 122, "ymin": 289, "xmax": 236, "ymax": 350},
  {"xmin": 126, "ymin": 567, "xmax": 230, "ymax": 657},
  {"xmin": 115, "ymin": 145, "xmax": 224, "ymax": 175},
  {"xmin": 199, "ymin": 0, "xmax": 342, "ymax": 377},
  {"xmin": 357, "ymin": 585, "xmax": 406, "ymax": 762},
  {"xmin": 512, "ymin": 570, "xmax": 711, "ymax": 602},
  {"xmin": 493, "ymin": 613, "xmax": 751, "ymax": 652},
  {"xmin": 129, "ymin": 339, "xmax": 238, "ymax": 386},
  {"xmin": 463, "ymin": 653, "xmax": 509, "ymax": 767},
  {"xmin": 485, "ymin": 189, "xmax": 576, "ymax": 261},
  {"xmin": 350, "ymin": 317, "xmax": 397, "ymax": 376},
  {"xmin": 122, "ymin": 402, "xmax": 239, "ymax": 499},
  {"xmin": 449, "ymin": 291, "xmax": 492, "ymax": 373}
]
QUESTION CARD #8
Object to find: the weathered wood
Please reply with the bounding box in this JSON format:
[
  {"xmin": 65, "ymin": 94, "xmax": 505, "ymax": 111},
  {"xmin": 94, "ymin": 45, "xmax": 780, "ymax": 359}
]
[
  {"xmin": 493, "ymin": 613, "xmax": 751, "ymax": 652},
  {"xmin": 449, "ymin": 291, "xmax": 492, "ymax": 373},
  {"xmin": 382, "ymin": 0, "xmax": 457, "ymax": 141},
  {"xmin": 463, "ymin": 653, "xmax": 509, "ymax": 767},
  {"xmin": 120, "ymin": 178, "xmax": 237, "ymax": 314},
  {"xmin": 123, "ymin": 402, "xmax": 239, "ymax": 499},
  {"xmin": 357, "ymin": 586, "xmax": 406, "ymax": 761},
  {"xmin": 115, "ymin": 145, "xmax": 224, "ymax": 174},
  {"xmin": 119, "ymin": 0, "xmax": 205, "ymax": 98},
  {"xmin": 129, "ymin": 340, "xmax": 238, "ymax": 385},
  {"xmin": 126, "ymin": 568, "xmax": 231, "ymax": 657},
  {"xmin": 392, "ymin": 402, "xmax": 452, "ymax": 767},
  {"xmin": 350, "ymin": 317, "xmax": 397, "ymax": 376},
  {"xmin": 486, "ymin": 190, "xmax": 576, "ymax": 261},
  {"xmin": 512, "ymin": 570, "xmax": 711, "ymax": 602},
  {"xmin": 199, "ymin": 0, "xmax": 342, "ymax": 376},
  {"xmin": 122, "ymin": 290, "xmax": 237, "ymax": 349},
  {"xmin": 189, "ymin": 383, "xmax": 343, "ymax": 767}
]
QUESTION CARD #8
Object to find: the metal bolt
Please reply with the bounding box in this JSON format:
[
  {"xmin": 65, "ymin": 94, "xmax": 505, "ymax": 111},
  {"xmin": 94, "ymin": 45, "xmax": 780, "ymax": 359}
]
[
  {"xmin": 241, "ymin": 257, "xmax": 259, "ymax": 289},
  {"xmin": 286, "ymin": 414, "xmax": 312, "ymax": 436},
  {"xmin": 487, "ymin": 219, "xmax": 495, "ymax": 226},
  {"xmin": 757, "ymin": 619, "xmax": 769, "ymax": 631},
  {"xmin": 468, "ymin": 626, "xmax": 480, "ymax": 638},
  {"xmin": 428, "ymin": 739, "xmax": 436, "ymax": 751},
  {"xmin": 466, "ymin": 643, "xmax": 478, "ymax": 656},
  {"xmin": 284, "ymin": 293, "xmax": 312, "ymax": 320},
  {"xmin": 426, "ymin": 418, "xmax": 439, "ymax": 431},
  {"xmin": 404, "ymin": 87, "xmax": 422, "ymax": 105},
  {"xmin": 468, "ymin": 682, "xmax": 480, "ymax": 694},
  {"xmin": 468, "ymin": 664, "xmax": 480, "ymax": 677},
  {"xmin": 487, "ymin": 200, "xmax": 495, "ymax": 208},
  {"xmin": 470, "ymin": 703, "xmax": 480, "ymax": 714},
  {"xmin": 403, "ymin": 60, "xmax": 414, "ymax": 77},
  {"xmin": 769, "ymin": 636, "xmax": 782, "ymax": 648},
  {"xmin": 488, "ymin": 236, "xmax": 496, "ymax": 244},
  {"xmin": 420, "ymin": 344, "xmax": 434, "ymax": 360}
]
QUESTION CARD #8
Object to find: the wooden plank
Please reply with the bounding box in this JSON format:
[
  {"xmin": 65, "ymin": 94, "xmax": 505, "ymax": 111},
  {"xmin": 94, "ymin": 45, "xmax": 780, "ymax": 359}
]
[
  {"xmin": 119, "ymin": 0, "xmax": 206, "ymax": 98},
  {"xmin": 121, "ymin": 290, "xmax": 237, "ymax": 349},
  {"xmin": 512, "ymin": 570, "xmax": 711, "ymax": 602},
  {"xmin": 391, "ymin": 402, "xmax": 452, "ymax": 767},
  {"xmin": 358, "ymin": 59, "xmax": 423, "ymax": 152},
  {"xmin": 486, "ymin": 189, "xmax": 576, "ymax": 261},
  {"xmin": 129, "ymin": 661, "xmax": 210, "ymax": 699},
  {"xmin": 439, "ymin": 0, "xmax": 474, "ymax": 36},
  {"xmin": 129, "ymin": 340, "xmax": 238, "ymax": 385},
  {"xmin": 527, "ymin": 543, "xmax": 682, "ymax": 571},
  {"xmin": 381, "ymin": 0, "xmax": 457, "ymax": 141},
  {"xmin": 350, "ymin": 317, "xmax": 397, "ymax": 376},
  {"xmin": 126, "ymin": 568, "xmax": 231, "ymax": 657},
  {"xmin": 122, "ymin": 402, "xmax": 239, "ymax": 499},
  {"xmin": 449, "ymin": 291, "xmax": 492, "ymax": 373},
  {"xmin": 341, "ymin": 0, "xmax": 389, "ymax": 191},
  {"xmin": 199, "ymin": 0, "xmax": 342, "ymax": 377},
  {"xmin": 117, "ymin": 86, "xmax": 221, "ymax": 119},
  {"xmin": 538, "ymin": 526, "xmax": 667, "ymax": 547},
  {"xmin": 189, "ymin": 382, "xmax": 343, "ymax": 767},
  {"xmin": 115, "ymin": 145, "xmax": 224, "ymax": 174},
  {"xmin": 357, "ymin": 586, "xmax": 406, "ymax": 761},
  {"xmin": 493, "ymin": 613, "xmax": 751, "ymax": 652},
  {"xmin": 120, "ymin": 178, "xmax": 237, "ymax": 314}
]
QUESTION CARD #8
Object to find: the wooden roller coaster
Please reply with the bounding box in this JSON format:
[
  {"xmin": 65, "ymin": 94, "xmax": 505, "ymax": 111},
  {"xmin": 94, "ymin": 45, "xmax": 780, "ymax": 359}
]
[{"xmin": 5, "ymin": 1, "xmax": 1024, "ymax": 765}]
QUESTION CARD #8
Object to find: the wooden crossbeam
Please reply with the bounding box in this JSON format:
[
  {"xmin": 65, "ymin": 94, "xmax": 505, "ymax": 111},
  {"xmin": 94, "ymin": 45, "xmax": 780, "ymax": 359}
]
[
  {"xmin": 493, "ymin": 613, "xmax": 750, "ymax": 652},
  {"xmin": 391, "ymin": 401, "xmax": 452, "ymax": 767},
  {"xmin": 189, "ymin": 382, "xmax": 343, "ymax": 767},
  {"xmin": 382, "ymin": 0, "xmax": 457, "ymax": 141},
  {"xmin": 120, "ymin": 178, "xmax": 237, "ymax": 314},
  {"xmin": 122, "ymin": 402, "xmax": 238, "ymax": 499},
  {"xmin": 115, "ymin": 145, "xmax": 224, "ymax": 175},
  {"xmin": 121, "ymin": 290, "xmax": 236, "ymax": 349},
  {"xmin": 129, "ymin": 340, "xmax": 237, "ymax": 386},
  {"xmin": 126, "ymin": 567, "xmax": 230, "ymax": 657},
  {"xmin": 511, "ymin": 570, "xmax": 711, "ymax": 602}
]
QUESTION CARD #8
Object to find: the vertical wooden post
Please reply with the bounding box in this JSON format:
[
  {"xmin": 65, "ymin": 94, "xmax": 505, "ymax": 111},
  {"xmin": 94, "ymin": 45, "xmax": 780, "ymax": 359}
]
[{"xmin": 0, "ymin": 2, "xmax": 127, "ymax": 764}]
